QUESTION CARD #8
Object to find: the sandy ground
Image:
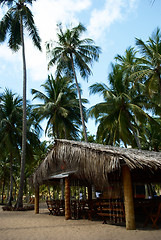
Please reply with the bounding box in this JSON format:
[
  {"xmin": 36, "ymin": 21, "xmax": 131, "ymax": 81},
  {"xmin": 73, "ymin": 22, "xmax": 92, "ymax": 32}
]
[{"xmin": 0, "ymin": 203, "xmax": 161, "ymax": 240}]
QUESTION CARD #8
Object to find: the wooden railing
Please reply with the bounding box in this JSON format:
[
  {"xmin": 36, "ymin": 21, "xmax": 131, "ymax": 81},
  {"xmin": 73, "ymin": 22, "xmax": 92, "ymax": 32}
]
[
  {"xmin": 71, "ymin": 198, "xmax": 125, "ymax": 223},
  {"xmin": 46, "ymin": 198, "xmax": 125, "ymax": 224},
  {"xmin": 96, "ymin": 199, "xmax": 125, "ymax": 224}
]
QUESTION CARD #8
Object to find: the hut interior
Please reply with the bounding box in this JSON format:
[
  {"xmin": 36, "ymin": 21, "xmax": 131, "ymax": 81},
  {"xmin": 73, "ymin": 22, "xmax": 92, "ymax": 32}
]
[{"xmin": 30, "ymin": 139, "xmax": 161, "ymax": 230}]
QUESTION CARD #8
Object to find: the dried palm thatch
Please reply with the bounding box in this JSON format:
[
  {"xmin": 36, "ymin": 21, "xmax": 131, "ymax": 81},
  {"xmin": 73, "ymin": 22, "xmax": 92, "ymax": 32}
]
[{"xmin": 31, "ymin": 139, "xmax": 161, "ymax": 188}]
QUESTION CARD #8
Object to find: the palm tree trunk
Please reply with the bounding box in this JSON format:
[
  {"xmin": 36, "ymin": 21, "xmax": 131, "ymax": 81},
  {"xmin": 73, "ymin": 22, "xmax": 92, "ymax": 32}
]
[
  {"xmin": 1, "ymin": 177, "xmax": 5, "ymax": 204},
  {"xmin": 130, "ymin": 123, "xmax": 141, "ymax": 149},
  {"xmin": 159, "ymin": 75, "xmax": 161, "ymax": 105},
  {"xmin": 13, "ymin": 177, "xmax": 17, "ymax": 202},
  {"xmin": 16, "ymin": 15, "xmax": 27, "ymax": 208},
  {"xmin": 70, "ymin": 53, "xmax": 88, "ymax": 142},
  {"xmin": 7, "ymin": 153, "xmax": 13, "ymax": 206},
  {"xmin": 126, "ymin": 112, "xmax": 141, "ymax": 149}
]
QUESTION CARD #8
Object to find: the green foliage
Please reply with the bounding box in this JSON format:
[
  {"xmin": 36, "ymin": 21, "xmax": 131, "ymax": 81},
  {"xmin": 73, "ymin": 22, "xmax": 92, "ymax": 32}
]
[
  {"xmin": 46, "ymin": 23, "xmax": 101, "ymax": 80},
  {"xmin": 31, "ymin": 74, "xmax": 85, "ymax": 140},
  {"xmin": 46, "ymin": 22, "xmax": 101, "ymax": 142},
  {"xmin": 0, "ymin": 0, "xmax": 41, "ymax": 51},
  {"xmin": 135, "ymin": 27, "xmax": 161, "ymax": 104},
  {"xmin": 89, "ymin": 48, "xmax": 155, "ymax": 148}
]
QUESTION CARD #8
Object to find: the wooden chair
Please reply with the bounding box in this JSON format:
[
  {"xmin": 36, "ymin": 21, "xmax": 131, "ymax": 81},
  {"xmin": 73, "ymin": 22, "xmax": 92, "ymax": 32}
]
[
  {"xmin": 149, "ymin": 202, "xmax": 161, "ymax": 229},
  {"xmin": 144, "ymin": 202, "xmax": 161, "ymax": 229},
  {"xmin": 46, "ymin": 200, "xmax": 56, "ymax": 215}
]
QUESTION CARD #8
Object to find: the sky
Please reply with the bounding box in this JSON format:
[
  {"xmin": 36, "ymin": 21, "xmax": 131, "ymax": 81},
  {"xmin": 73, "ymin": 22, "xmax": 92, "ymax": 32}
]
[{"xmin": 0, "ymin": 0, "xmax": 161, "ymax": 140}]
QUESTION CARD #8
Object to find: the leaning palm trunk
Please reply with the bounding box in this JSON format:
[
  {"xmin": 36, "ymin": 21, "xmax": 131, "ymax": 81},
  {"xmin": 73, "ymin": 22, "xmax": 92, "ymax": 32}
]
[
  {"xmin": 129, "ymin": 122, "xmax": 141, "ymax": 149},
  {"xmin": 133, "ymin": 130, "xmax": 141, "ymax": 149},
  {"xmin": 15, "ymin": 16, "xmax": 27, "ymax": 208},
  {"xmin": 70, "ymin": 54, "xmax": 88, "ymax": 142}
]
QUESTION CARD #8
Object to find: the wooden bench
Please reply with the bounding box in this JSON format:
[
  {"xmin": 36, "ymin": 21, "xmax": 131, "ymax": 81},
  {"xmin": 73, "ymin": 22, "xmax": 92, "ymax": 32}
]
[{"xmin": 96, "ymin": 199, "xmax": 125, "ymax": 224}]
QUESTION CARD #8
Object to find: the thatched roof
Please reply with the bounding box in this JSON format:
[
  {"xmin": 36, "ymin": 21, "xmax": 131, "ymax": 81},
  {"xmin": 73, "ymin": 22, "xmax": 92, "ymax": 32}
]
[{"xmin": 31, "ymin": 139, "xmax": 161, "ymax": 188}]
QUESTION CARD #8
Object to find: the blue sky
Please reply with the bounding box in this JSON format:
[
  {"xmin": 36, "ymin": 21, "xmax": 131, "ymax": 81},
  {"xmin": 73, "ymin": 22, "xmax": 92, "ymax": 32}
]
[{"xmin": 0, "ymin": 0, "xmax": 161, "ymax": 139}]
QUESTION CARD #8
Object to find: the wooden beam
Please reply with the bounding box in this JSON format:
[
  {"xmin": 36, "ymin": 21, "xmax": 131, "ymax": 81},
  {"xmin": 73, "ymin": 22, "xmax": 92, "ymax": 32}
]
[
  {"xmin": 122, "ymin": 165, "xmax": 136, "ymax": 230},
  {"xmin": 35, "ymin": 185, "xmax": 39, "ymax": 214},
  {"xmin": 65, "ymin": 177, "xmax": 71, "ymax": 220}
]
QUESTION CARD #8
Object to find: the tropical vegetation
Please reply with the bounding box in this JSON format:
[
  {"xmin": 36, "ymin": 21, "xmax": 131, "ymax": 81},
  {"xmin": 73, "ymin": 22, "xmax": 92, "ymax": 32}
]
[
  {"xmin": 46, "ymin": 23, "xmax": 101, "ymax": 142},
  {"xmin": 0, "ymin": 15, "xmax": 161, "ymax": 206},
  {"xmin": 31, "ymin": 74, "xmax": 87, "ymax": 140},
  {"xmin": 0, "ymin": 0, "xmax": 41, "ymax": 207}
]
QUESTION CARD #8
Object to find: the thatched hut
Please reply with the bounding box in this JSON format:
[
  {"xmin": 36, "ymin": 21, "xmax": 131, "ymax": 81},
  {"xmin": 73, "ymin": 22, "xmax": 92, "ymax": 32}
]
[{"xmin": 31, "ymin": 139, "xmax": 161, "ymax": 230}]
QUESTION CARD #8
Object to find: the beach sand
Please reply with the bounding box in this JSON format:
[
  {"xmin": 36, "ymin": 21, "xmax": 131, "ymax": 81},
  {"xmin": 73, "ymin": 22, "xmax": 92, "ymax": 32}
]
[{"xmin": 1, "ymin": 204, "xmax": 161, "ymax": 240}]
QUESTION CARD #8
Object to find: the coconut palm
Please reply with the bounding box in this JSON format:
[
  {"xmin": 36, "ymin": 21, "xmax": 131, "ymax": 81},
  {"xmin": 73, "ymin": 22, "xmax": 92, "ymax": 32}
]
[
  {"xmin": 115, "ymin": 47, "xmax": 142, "ymax": 83},
  {"xmin": 46, "ymin": 23, "xmax": 101, "ymax": 142},
  {"xmin": 0, "ymin": 89, "xmax": 41, "ymax": 205},
  {"xmin": 0, "ymin": 0, "xmax": 41, "ymax": 207},
  {"xmin": 0, "ymin": 152, "xmax": 10, "ymax": 204},
  {"xmin": 89, "ymin": 63, "xmax": 150, "ymax": 148},
  {"xmin": 0, "ymin": 89, "xmax": 22, "ymax": 205},
  {"xmin": 31, "ymin": 74, "xmax": 85, "ymax": 140},
  {"xmin": 135, "ymin": 27, "xmax": 161, "ymax": 105},
  {"xmin": 140, "ymin": 118, "xmax": 161, "ymax": 151}
]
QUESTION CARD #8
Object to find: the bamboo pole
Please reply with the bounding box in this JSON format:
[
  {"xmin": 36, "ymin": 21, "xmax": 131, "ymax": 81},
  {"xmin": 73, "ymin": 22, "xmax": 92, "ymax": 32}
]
[
  {"xmin": 65, "ymin": 177, "xmax": 71, "ymax": 220},
  {"xmin": 35, "ymin": 185, "xmax": 39, "ymax": 214},
  {"xmin": 122, "ymin": 165, "xmax": 135, "ymax": 230}
]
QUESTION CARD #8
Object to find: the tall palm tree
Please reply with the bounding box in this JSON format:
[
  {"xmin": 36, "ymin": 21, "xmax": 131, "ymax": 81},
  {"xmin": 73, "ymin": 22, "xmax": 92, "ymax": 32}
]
[
  {"xmin": 46, "ymin": 23, "xmax": 101, "ymax": 142},
  {"xmin": 0, "ymin": 89, "xmax": 22, "ymax": 206},
  {"xmin": 89, "ymin": 63, "xmax": 150, "ymax": 148},
  {"xmin": 135, "ymin": 27, "xmax": 161, "ymax": 105},
  {"xmin": 31, "ymin": 74, "xmax": 85, "ymax": 140},
  {"xmin": 0, "ymin": 0, "xmax": 41, "ymax": 207}
]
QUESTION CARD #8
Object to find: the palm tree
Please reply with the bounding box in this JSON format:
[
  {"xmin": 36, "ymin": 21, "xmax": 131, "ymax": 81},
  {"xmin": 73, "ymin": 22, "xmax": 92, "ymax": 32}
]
[
  {"xmin": 140, "ymin": 118, "xmax": 161, "ymax": 151},
  {"xmin": 135, "ymin": 27, "xmax": 161, "ymax": 105},
  {"xmin": 0, "ymin": 0, "xmax": 41, "ymax": 208},
  {"xmin": 0, "ymin": 148, "xmax": 11, "ymax": 204},
  {"xmin": 89, "ymin": 63, "xmax": 150, "ymax": 148},
  {"xmin": 115, "ymin": 47, "xmax": 141, "ymax": 82},
  {"xmin": 46, "ymin": 23, "xmax": 101, "ymax": 142},
  {"xmin": 0, "ymin": 89, "xmax": 22, "ymax": 206},
  {"xmin": 31, "ymin": 74, "xmax": 85, "ymax": 140}
]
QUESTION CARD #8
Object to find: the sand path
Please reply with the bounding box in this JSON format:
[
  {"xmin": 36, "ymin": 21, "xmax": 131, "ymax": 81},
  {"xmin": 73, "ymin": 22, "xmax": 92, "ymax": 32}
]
[{"xmin": 0, "ymin": 204, "xmax": 161, "ymax": 240}]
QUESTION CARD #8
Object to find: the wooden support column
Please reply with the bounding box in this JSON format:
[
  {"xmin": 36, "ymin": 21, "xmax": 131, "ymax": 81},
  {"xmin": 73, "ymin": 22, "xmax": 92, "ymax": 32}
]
[
  {"xmin": 122, "ymin": 165, "xmax": 136, "ymax": 230},
  {"xmin": 65, "ymin": 177, "xmax": 71, "ymax": 220},
  {"xmin": 88, "ymin": 185, "xmax": 92, "ymax": 201},
  {"xmin": 60, "ymin": 179, "xmax": 64, "ymax": 200},
  {"xmin": 35, "ymin": 185, "xmax": 39, "ymax": 214}
]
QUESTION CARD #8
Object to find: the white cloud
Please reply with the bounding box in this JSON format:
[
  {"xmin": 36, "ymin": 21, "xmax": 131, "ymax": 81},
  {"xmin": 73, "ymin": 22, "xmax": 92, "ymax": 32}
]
[
  {"xmin": 0, "ymin": 0, "xmax": 138, "ymax": 83},
  {"xmin": 32, "ymin": 0, "xmax": 91, "ymax": 41},
  {"xmin": 25, "ymin": 0, "xmax": 91, "ymax": 81},
  {"xmin": 87, "ymin": 0, "xmax": 138, "ymax": 41},
  {"xmin": 0, "ymin": 0, "xmax": 91, "ymax": 83}
]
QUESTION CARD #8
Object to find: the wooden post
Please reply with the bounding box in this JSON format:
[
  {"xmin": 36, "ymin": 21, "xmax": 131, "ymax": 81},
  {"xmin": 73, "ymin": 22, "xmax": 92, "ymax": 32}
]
[
  {"xmin": 88, "ymin": 185, "xmax": 92, "ymax": 201},
  {"xmin": 122, "ymin": 165, "xmax": 136, "ymax": 230},
  {"xmin": 60, "ymin": 179, "xmax": 64, "ymax": 200},
  {"xmin": 65, "ymin": 177, "xmax": 71, "ymax": 220},
  {"xmin": 35, "ymin": 185, "xmax": 39, "ymax": 214}
]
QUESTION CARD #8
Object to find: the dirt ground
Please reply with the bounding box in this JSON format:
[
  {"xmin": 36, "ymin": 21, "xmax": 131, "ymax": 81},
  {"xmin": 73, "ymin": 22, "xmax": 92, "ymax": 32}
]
[{"xmin": 0, "ymin": 204, "xmax": 161, "ymax": 240}]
